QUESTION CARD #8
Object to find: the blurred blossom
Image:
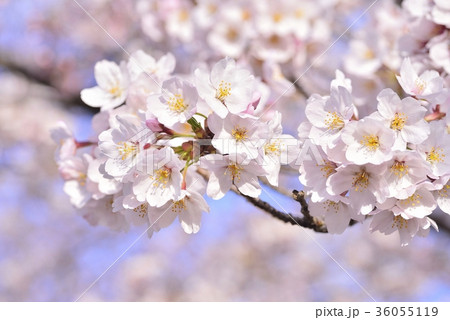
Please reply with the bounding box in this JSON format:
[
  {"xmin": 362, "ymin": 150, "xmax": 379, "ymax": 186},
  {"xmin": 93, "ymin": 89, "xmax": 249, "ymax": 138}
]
[{"xmin": 1, "ymin": 0, "xmax": 450, "ymax": 302}]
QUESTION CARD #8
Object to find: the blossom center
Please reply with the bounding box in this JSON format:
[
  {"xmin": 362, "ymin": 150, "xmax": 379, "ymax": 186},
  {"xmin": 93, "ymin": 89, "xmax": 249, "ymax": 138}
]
[
  {"xmin": 399, "ymin": 193, "xmax": 422, "ymax": 207},
  {"xmin": 133, "ymin": 204, "xmax": 148, "ymax": 218},
  {"xmin": 226, "ymin": 28, "xmax": 238, "ymax": 41},
  {"xmin": 390, "ymin": 112, "xmax": 407, "ymax": 130},
  {"xmin": 352, "ymin": 170, "xmax": 369, "ymax": 192},
  {"xmin": 295, "ymin": 9, "xmax": 304, "ymax": 18},
  {"xmin": 109, "ymin": 86, "xmax": 122, "ymax": 98},
  {"xmin": 390, "ymin": 161, "xmax": 408, "ymax": 177},
  {"xmin": 117, "ymin": 142, "xmax": 138, "ymax": 160},
  {"xmin": 272, "ymin": 13, "xmax": 283, "ymax": 23},
  {"xmin": 151, "ymin": 167, "xmax": 171, "ymax": 188},
  {"xmin": 241, "ymin": 9, "xmax": 251, "ymax": 21},
  {"xmin": 413, "ymin": 78, "xmax": 426, "ymax": 95},
  {"xmin": 438, "ymin": 184, "xmax": 450, "ymax": 198},
  {"xmin": 360, "ymin": 134, "xmax": 380, "ymax": 151},
  {"xmin": 168, "ymin": 94, "xmax": 188, "ymax": 113},
  {"xmin": 324, "ymin": 112, "xmax": 344, "ymax": 130},
  {"xmin": 172, "ymin": 198, "xmax": 187, "ymax": 213},
  {"xmin": 392, "ymin": 215, "xmax": 408, "ymax": 229},
  {"xmin": 77, "ymin": 173, "xmax": 87, "ymax": 186},
  {"xmin": 426, "ymin": 147, "xmax": 445, "ymax": 164},
  {"xmin": 225, "ymin": 163, "xmax": 242, "ymax": 180},
  {"xmin": 323, "ymin": 200, "xmax": 340, "ymax": 213},
  {"xmin": 216, "ymin": 81, "xmax": 231, "ymax": 102},
  {"xmin": 232, "ymin": 126, "xmax": 248, "ymax": 142},
  {"xmin": 178, "ymin": 10, "xmax": 189, "ymax": 22},
  {"xmin": 264, "ymin": 140, "xmax": 281, "ymax": 156},
  {"xmin": 319, "ymin": 161, "xmax": 336, "ymax": 178},
  {"xmin": 364, "ymin": 49, "xmax": 375, "ymax": 59}
]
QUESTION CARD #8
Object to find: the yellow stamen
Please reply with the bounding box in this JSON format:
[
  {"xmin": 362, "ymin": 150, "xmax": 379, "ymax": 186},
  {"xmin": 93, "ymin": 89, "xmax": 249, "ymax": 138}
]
[
  {"xmin": 109, "ymin": 86, "xmax": 122, "ymax": 98},
  {"xmin": 438, "ymin": 184, "xmax": 450, "ymax": 198},
  {"xmin": 360, "ymin": 134, "xmax": 380, "ymax": 151},
  {"xmin": 117, "ymin": 142, "xmax": 137, "ymax": 160},
  {"xmin": 226, "ymin": 28, "xmax": 238, "ymax": 41},
  {"xmin": 323, "ymin": 200, "xmax": 340, "ymax": 213},
  {"xmin": 168, "ymin": 94, "xmax": 188, "ymax": 113},
  {"xmin": 352, "ymin": 170, "xmax": 369, "ymax": 192},
  {"xmin": 232, "ymin": 126, "xmax": 248, "ymax": 142},
  {"xmin": 151, "ymin": 167, "xmax": 171, "ymax": 188},
  {"xmin": 426, "ymin": 147, "xmax": 445, "ymax": 164},
  {"xmin": 392, "ymin": 215, "xmax": 408, "ymax": 229},
  {"xmin": 364, "ymin": 49, "xmax": 375, "ymax": 59},
  {"xmin": 78, "ymin": 173, "xmax": 87, "ymax": 186},
  {"xmin": 390, "ymin": 161, "xmax": 409, "ymax": 178},
  {"xmin": 216, "ymin": 80, "xmax": 231, "ymax": 102},
  {"xmin": 225, "ymin": 163, "xmax": 242, "ymax": 181},
  {"xmin": 399, "ymin": 193, "xmax": 422, "ymax": 207},
  {"xmin": 318, "ymin": 161, "xmax": 336, "ymax": 178},
  {"xmin": 172, "ymin": 198, "xmax": 187, "ymax": 213},
  {"xmin": 178, "ymin": 10, "xmax": 189, "ymax": 21},
  {"xmin": 390, "ymin": 112, "xmax": 407, "ymax": 130},
  {"xmin": 241, "ymin": 9, "xmax": 251, "ymax": 21},
  {"xmin": 264, "ymin": 140, "xmax": 281, "ymax": 156},
  {"xmin": 272, "ymin": 13, "xmax": 283, "ymax": 23},
  {"xmin": 324, "ymin": 112, "xmax": 345, "ymax": 130},
  {"xmin": 133, "ymin": 204, "xmax": 148, "ymax": 218}
]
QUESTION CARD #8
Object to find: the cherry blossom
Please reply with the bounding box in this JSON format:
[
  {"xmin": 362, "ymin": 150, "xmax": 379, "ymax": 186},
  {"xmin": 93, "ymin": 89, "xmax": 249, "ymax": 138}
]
[
  {"xmin": 195, "ymin": 57, "xmax": 256, "ymax": 118},
  {"xmin": 202, "ymin": 153, "xmax": 267, "ymax": 199},
  {"xmin": 147, "ymin": 77, "xmax": 199, "ymax": 127},
  {"xmin": 341, "ymin": 117, "xmax": 395, "ymax": 165},
  {"xmin": 81, "ymin": 60, "xmax": 129, "ymax": 111},
  {"xmin": 396, "ymin": 58, "xmax": 446, "ymax": 104},
  {"xmin": 52, "ymin": 13, "xmax": 450, "ymax": 246}
]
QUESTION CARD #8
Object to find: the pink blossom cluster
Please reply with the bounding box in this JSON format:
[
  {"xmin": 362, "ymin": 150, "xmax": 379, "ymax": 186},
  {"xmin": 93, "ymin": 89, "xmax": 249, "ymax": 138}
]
[
  {"xmin": 400, "ymin": 0, "xmax": 450, "ymax": 74},
  {"xmin": 300, "ymin": 59, "xmax": 450, "ymax": 246},
  {"xmin": 52, "ymin": 51, "xmax": 300, "ymax": 237},
  {"xmin": 136, "ymin": 0, "xmax": 342, "ymax": 70},
  {"xmin": 53, "ymin": 47, "xmax": 450, "ymax": 245},
  {"xmin": 137, "ymin": 0, "xmax": 334, "ymax": 58}
]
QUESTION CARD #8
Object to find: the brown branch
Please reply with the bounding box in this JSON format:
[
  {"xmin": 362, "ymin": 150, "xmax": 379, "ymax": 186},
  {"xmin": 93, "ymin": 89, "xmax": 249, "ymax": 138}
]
[
  {"xmin": 196, "ymin": 168, "xmax": 328, "ymax": 232},
  {"xmin": 432, "ymin": 212, "xmax": 450, "ymax": 236},
  {"xmin": 292, "ymin": 80, "xmax": 310, "ymax": 98},
  {"xmin": 240, "ymin": 189, "xmax": 328, "ymax": 233},
  {"xmin": 0, "ymin": 54, "xmax": 92, "ymax": 112}
]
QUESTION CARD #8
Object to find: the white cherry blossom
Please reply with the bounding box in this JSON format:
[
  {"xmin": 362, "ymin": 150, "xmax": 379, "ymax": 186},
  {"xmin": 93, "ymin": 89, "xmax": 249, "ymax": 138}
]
[
  {"xmin": 372, "ymin": 88, "xmax": 430, "ymax": 149},
  {"xmin": 341, "ymin": 117, "xmax": 395, "ymax": 165},
  {"xmin": 195, "ymin": 57, "xmax": 256, "ymax": 118},
  {"xmin": 81, "ymin": 60, "xmax": 129, "ymax": 111},
  {"xmin": 147, "ymin": 77, "xmax": 199, "ymax": 127},
  {"xmin": 202, "ymin": 153, "xmax": 267, "ymax": 199}
]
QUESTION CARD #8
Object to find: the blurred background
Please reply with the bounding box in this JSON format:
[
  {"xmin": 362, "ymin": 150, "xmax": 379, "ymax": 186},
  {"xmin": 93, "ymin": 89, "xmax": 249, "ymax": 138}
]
[{"xmin": 1, "ymin": 0, "xmax": 450, "ymax": 302}]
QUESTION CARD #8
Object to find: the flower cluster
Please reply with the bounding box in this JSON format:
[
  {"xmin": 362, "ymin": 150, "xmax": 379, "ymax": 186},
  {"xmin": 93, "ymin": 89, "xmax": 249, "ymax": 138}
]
[
  {"xmin": 52, "ymin": 52, "xmax": 300, "ymax": 237},
  {"xmin": 53, "ymin": 48, "xmax": 450, "ymax": 245},
  {"xmin": 137, "ymin": 0, "xmax": 336, "ymax": 62},
  {"xmin": 400, "ymin": 0, "xmax": 450, "ymax": 74},
  {"xmin": 135, "ymin": 0, "xmax": 354, "ymax": 95},
  {"xmin": 300, "ymin": 60, "xmax": 450, "ymax": 246}
]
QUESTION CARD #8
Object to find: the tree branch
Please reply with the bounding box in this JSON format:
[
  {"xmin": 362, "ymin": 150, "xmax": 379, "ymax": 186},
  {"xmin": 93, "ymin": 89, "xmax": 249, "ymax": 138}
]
[
  {"xmin": 196, "ymin": 168, "xmax": 328, "ymax": 232},
  {"xmin": 292, "ymin": 80, "xmax": 310, "ymax": 98},
  {"xmin": 0, "ymin": 54, "xmax": 93, "ymax": 112}
]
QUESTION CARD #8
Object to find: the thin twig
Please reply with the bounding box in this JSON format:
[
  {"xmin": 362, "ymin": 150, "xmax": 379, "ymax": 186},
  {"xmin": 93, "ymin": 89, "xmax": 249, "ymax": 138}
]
[
  {"xmin": 240, "ymin": 190, "xmax": 328, "ymax": 233},
  {"xmin": 196, "ymin": 168, "xmax": 328, "ymax": 233},
  {"xmin": 0, "ymin": 54, "xmax": 92, "ymax": 111}
]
